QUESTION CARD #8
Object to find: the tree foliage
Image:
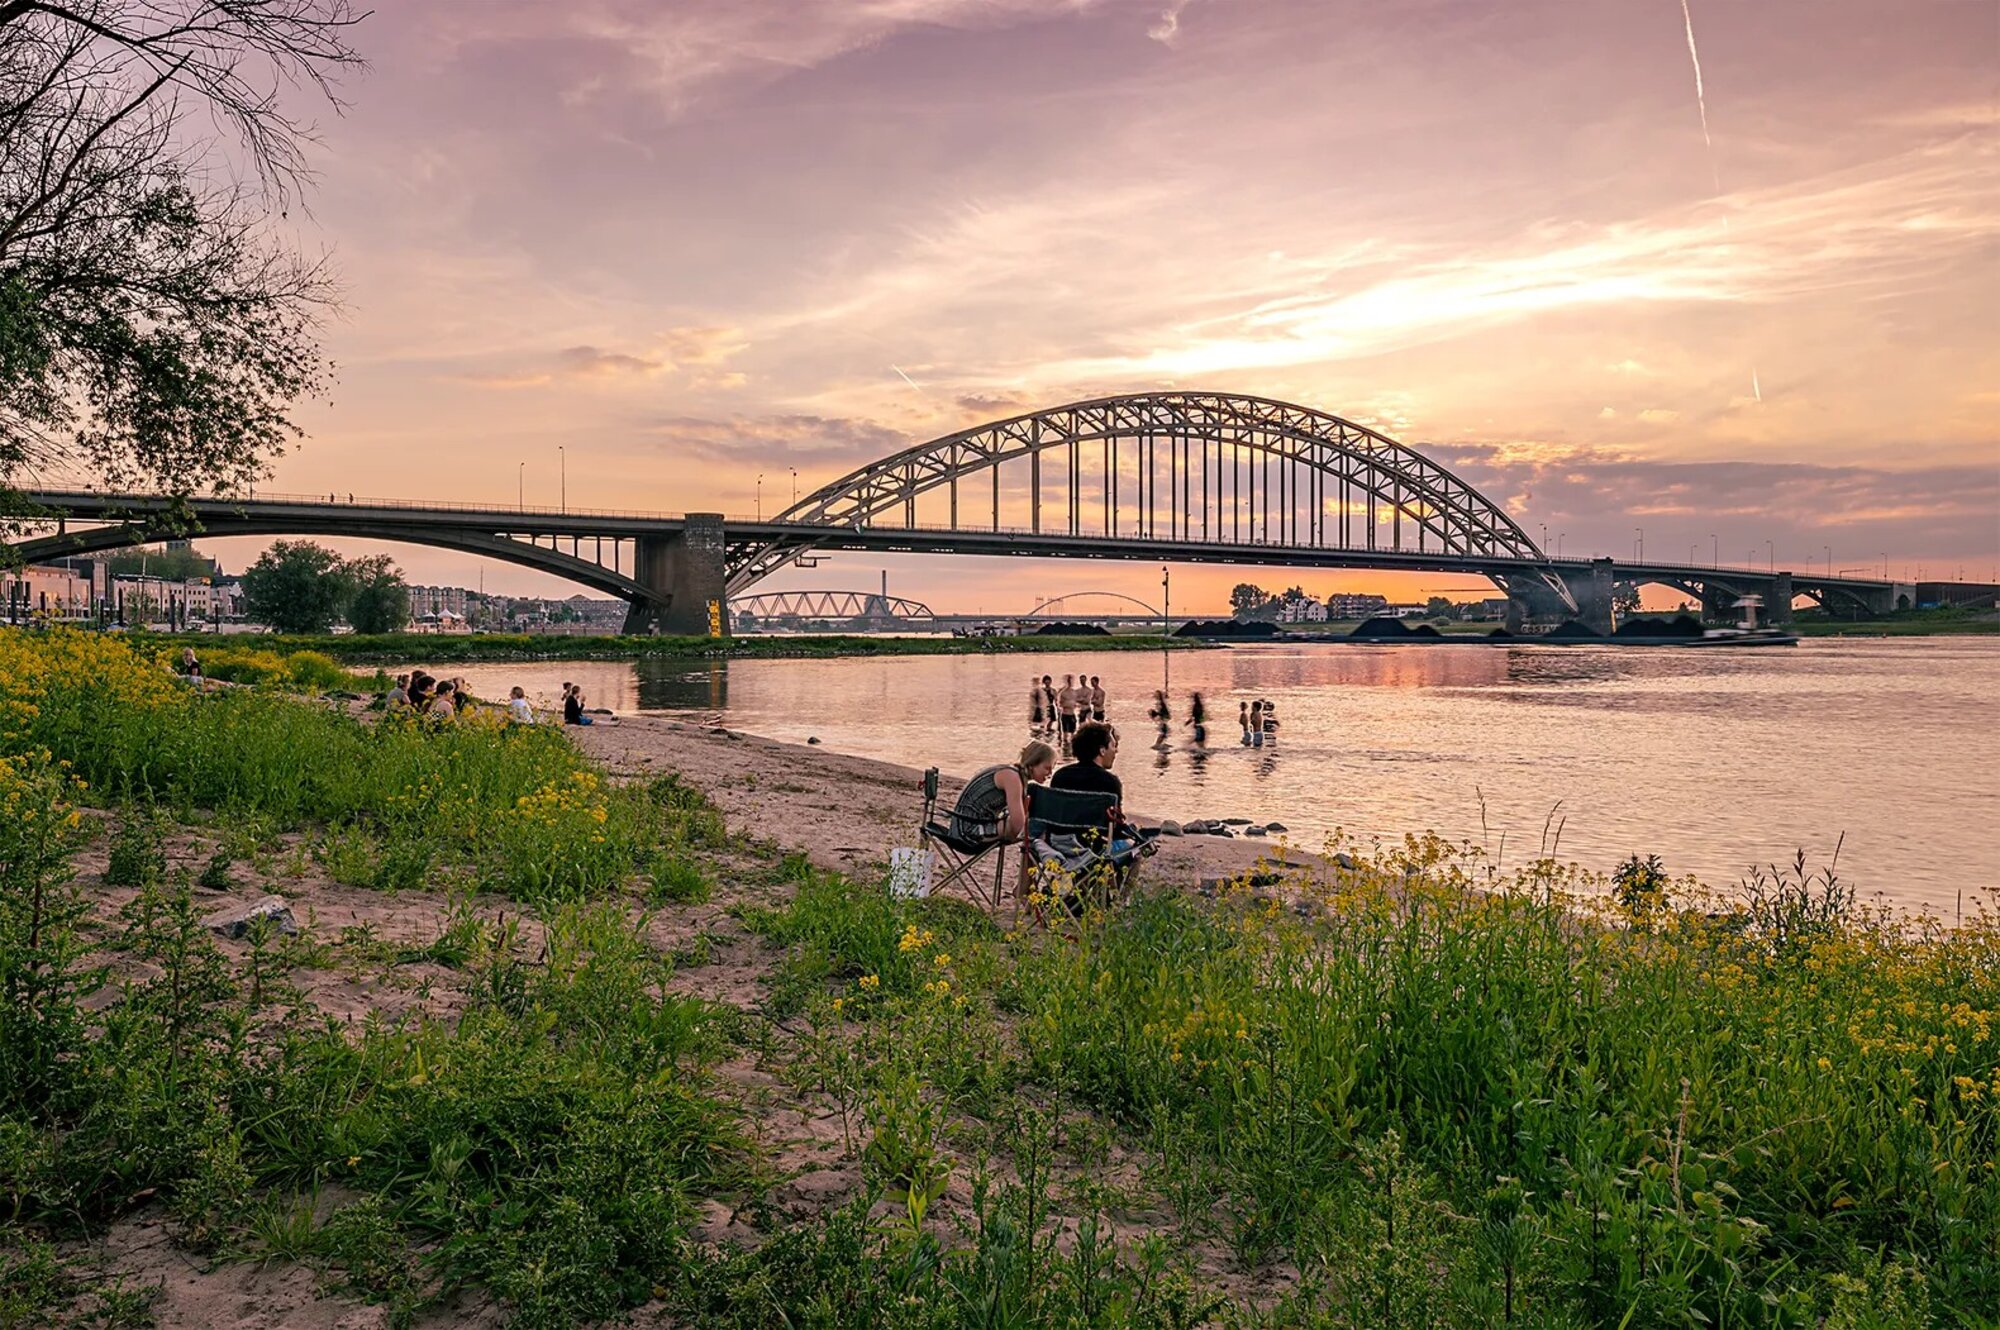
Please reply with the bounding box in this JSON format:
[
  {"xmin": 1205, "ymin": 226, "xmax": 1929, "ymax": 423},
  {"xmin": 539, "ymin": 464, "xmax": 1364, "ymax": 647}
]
[
  {"xmin": 239, "ymin": 537, "xmax": 348, "ymax": 633},
  {"xmin": 1229, "ymin": 582, "xmax": 1270, "ymax": 617},
  {"xmin": 344, "ymin": 552, "xmax": 408, "ymax": 634},
  {"xmin": 102, "ymin": 544, "xmax": 218, "ymax": 580},
  {"xmin": 0, "ymin": 1, "xmax": 365, "ymax": 500}
]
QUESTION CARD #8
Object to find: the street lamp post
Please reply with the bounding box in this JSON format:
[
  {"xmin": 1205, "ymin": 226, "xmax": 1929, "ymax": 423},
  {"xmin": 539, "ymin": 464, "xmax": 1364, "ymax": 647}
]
[
  {"xmin": 518, "ymin": 462, "xmax": 524, "ymax": 511},
  {"xmin": 1539, "ymin": 523, "xmax": 1547, "ymax": 551},
  {"xmin": 790, "ymin": 467, "xmax": 798, "ymax": 507},
  {"xmin": 559, "ymin": 446, "xmax": 567, "ymax": 514},
  {"xmin": 1634, "ymin": 527, "xmax": 1644, "ymax": 562},
  {"xmin": 1881, "ymin": 552, "xmax": 1889, "ymax": 580},
  {"xmin": 1766, "ymin": 539, "xmax": 1775, "ymax": 572},
  {"xmin": 1824, "ymin": 545, "xmax": 1832, "ymax": 578},
  {"xmin": 1557, "ymin": 532, "xmax": 1565, "ymax": 557},
  {"xmin": 756, "ymin": 473, "xmax": 764, "ymax": 521},
  {"xmin": 1711, "ymin": 534, "xmax": 1718, "ymax": 568},
  {"xmin": 1162, "ymin": 565, "xmax": 1171, "ymax": 638},
  {"xmin": 1690, "ymin": 544, "xmax": 1698, "ymax": 566}
]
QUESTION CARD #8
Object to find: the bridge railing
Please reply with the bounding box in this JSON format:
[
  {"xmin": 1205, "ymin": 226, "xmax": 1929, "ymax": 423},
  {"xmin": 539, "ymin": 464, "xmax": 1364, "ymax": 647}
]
[{"xmin": 25, "ymin": 491, "xmax": 1885, "ymax": 583}]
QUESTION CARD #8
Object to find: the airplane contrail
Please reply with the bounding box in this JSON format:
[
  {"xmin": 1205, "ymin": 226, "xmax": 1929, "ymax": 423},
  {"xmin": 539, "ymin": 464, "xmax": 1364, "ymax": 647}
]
[
  {"xmin": 1679, "ymin": 0, "xmax": 1759, "ymax": 401},
  {"xmin": 890, "ymin": 364, "xmax": 928, "ymax": 396},
  {"xmin": 1679, "ymin": 0, "xmax": 1713, "ymax": 153}
]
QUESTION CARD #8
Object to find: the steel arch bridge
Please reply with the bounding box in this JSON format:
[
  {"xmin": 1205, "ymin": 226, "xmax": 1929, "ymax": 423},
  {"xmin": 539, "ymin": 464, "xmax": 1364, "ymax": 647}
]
[
  {"xmin": 731, "ymin": 590, "xmax": 935, "ymax": 622},
  {"xmin": 15, "ymin": 390, "xmax": 1914, "ymax": 633},
  {"xmin": 728, "ymin": 391, "xmax": 1546, "ymax": 594},
  {"xmin": 1021, "ymin": 592, "xmax": 1163, "ymax": 620}
]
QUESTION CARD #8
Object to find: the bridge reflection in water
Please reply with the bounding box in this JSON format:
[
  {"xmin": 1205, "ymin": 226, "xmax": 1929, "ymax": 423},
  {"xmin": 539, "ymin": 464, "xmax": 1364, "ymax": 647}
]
[{"xmin": 18, "ymin": 392, "xmax": 1929, "ymax": 634}]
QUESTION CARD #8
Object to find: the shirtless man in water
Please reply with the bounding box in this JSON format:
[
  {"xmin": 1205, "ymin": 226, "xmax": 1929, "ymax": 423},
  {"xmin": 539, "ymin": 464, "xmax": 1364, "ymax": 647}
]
[{"xmin": 1057, "ymin": 675, "xmax": 1081, "ymax": 748}]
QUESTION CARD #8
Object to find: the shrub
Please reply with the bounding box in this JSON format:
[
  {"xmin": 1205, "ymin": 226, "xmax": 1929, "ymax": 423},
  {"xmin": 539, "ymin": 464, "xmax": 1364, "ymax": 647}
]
[{"xmin": 103, "ymin": 811, "xmax": 165, "ymax": 887}]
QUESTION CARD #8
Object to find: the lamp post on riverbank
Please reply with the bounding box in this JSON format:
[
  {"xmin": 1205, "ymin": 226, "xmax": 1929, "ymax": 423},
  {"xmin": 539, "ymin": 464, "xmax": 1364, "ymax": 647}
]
[{"xmin": 1162, "ymin": 565, "xmax": 1170, "ymax": 638}]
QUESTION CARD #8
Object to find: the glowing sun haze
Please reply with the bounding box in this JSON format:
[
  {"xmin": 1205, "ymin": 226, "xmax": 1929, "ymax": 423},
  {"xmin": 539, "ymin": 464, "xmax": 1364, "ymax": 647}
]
[{"xmin": 199, "ymin": 0, "xmax": 2000, "ymax": 605}]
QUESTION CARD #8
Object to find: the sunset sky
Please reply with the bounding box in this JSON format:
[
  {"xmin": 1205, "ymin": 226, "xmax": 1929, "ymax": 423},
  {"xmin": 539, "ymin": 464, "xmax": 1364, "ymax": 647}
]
[{"xmin": 143, "ymin": 0, "xmax": 2000, "ymax": 608}]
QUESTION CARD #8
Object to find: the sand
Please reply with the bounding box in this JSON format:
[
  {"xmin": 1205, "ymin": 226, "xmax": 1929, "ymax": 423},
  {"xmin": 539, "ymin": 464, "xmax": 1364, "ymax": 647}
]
[{"xmin": 569, "ymin": 712, "xmax": 1284, "ymax": 885}]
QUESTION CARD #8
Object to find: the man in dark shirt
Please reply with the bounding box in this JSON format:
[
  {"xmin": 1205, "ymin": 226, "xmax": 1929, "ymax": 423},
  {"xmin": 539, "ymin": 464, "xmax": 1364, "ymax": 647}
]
[{"xmin": 1052, "ymin": 721, "xmax": 1135, "ymax": 847}]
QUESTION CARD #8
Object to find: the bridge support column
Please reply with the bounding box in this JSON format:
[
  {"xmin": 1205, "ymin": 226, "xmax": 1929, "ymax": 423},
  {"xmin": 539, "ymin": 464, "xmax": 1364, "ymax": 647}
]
[
  {"xmin": 624, "ymin": 514, "xmax": 729, "ymax": 637},
  {"xmin": 1767, "ymin": 572, "xmax": 1793, "ymax": 625},
  {"xmin": 1576, "ymin": 558, "xmax": 1616, "ymax": 635}
]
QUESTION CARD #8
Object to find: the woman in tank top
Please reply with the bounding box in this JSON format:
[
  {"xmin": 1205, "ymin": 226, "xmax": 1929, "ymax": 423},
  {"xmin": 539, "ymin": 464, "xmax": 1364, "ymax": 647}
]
[{"xmin": 951, "ymin": 740, "xmax": 1057, "ymax": 844}]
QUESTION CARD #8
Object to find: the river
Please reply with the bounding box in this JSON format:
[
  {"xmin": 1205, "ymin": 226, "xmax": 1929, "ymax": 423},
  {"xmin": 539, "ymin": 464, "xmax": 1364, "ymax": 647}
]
[{"xmin": 445, "ymin": 638, "xmax": 1998, "ymax": 917}]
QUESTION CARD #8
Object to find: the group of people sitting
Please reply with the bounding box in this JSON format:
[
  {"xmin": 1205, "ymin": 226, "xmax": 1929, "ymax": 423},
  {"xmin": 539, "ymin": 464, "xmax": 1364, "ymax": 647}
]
[
  {"xmin": 388, "ymin": 669, "xmax": 475, "ymax": 721},
  {"xmin": 383, "ymin": 673, "xmax": 613, "ymax": 728},
  {"xmin": 955, "ymin": 720, "xmax": 1141, "ymax": 858}
]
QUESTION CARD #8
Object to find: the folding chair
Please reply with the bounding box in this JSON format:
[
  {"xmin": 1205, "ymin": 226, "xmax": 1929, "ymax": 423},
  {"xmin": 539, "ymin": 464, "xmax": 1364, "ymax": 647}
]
[
  {"xmin": 917, "ymin": 766, "xmax": 1014, "ymax": 914},
  {"xmin": 1021, "ymin": 785, "xmax": 1157, "ymax": 921}
]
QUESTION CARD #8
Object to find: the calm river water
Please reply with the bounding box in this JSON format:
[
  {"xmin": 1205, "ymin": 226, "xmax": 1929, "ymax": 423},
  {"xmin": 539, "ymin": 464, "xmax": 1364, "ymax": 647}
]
[{"xmin": 449, "ymin": 639, "xmax": 1998, "ymax": 917}]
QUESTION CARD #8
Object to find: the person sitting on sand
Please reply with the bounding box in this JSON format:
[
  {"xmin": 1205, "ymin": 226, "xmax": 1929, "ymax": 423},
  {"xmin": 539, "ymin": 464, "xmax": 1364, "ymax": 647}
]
[
  {"xmin": 507, "ymin": 685, "xmax": 534, "ymax": 724},
  {"xmin": 428, "ymin": 681, "xmax": 457, "ymax": 723},
  {"xmin": 408, "ymin": 671, "xmax": 435, "ymax": 712},
  {"xmin": 450, "ymin": 678, "xmax": 475, "ymax": 716},
  {"xmin": 388, "ymin": 673, "xmax": 411, "ymax": 712},
  {"xmin": 562, "ymin": 682, "xmax": 592, "ymax": 726},
  {"xmin": 952, "ymin": 739, "xmax": 1057, "ymax": 846}
]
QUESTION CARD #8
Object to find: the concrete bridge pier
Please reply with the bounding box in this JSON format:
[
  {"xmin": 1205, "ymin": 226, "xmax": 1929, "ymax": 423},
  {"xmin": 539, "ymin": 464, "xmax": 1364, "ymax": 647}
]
[
  {"xmin": 1500, "ymin": 558, "xmax": 1615, "ymax": 634},
  {"xmin": 1766, "ymin": 572, "xmax": 1794, "ymax": 625},
  {"xmin": 624, "ymin": 514, "xmax": 729, "ymax": 636}
]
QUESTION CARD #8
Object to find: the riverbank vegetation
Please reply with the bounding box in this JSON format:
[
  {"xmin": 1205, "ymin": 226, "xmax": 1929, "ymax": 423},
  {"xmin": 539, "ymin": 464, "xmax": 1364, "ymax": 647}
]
[
  {"xmin": 120, "ymin": 628, "xmax": 1195, "ymax": 664},
  {"xmin": 2, "ymin": 628, "xmax": 1993, "ymax": 1327}
]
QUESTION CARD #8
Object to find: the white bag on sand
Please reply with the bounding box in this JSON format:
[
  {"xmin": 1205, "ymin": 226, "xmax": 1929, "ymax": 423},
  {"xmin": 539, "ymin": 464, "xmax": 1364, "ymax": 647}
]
[{"xmin": 888, "ymin": 846, "xmax": 934, "ymax": 899}]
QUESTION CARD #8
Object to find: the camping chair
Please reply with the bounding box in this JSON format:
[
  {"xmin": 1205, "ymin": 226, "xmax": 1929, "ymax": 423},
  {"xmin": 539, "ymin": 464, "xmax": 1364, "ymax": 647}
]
[
  {"xmin": 1021, "ymin": 784, "xmax": 1156, "ymax": 921},
  {"xmin": 917, "ymin": 766, "xmax": 1015, "ymax": 914}
]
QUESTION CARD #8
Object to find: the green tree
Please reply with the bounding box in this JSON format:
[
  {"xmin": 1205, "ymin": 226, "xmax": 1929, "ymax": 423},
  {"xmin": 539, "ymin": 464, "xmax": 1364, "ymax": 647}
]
[
  {"xmin": 344, "ymin": 553, "xmax": 408, "ymax": 634},
  {"xmin": 103, "ymin": 545, "xmax": 217, "ymax": 581},
  {"xmin": 1229, "ymin": 583, "xmax": 1270, "ymax": 618},
  {"xmin": 0, "ymin": 2, "xmax": 364, "ymax": 504},
  {"xmin": 1613, "ymin": 584, "xmax": 1643, "ymax": 617},
  {"xmin": 240, "ymin": 539, "xmax": 350, "ymax": 633},
  {"xmin": 1426, "ymin": 596, "xmax": 1456, "ymax": 620}
]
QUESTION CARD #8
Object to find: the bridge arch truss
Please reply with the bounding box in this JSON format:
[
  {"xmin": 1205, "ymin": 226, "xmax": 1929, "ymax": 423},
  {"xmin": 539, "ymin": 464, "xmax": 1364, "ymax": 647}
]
[
  {"xmin": 731, "ymin": 590, "xmax": 934, "ymax": 622},
  {"xmin": 731, "ymin": 392, "xmax": 1545, "ymax": 593}
]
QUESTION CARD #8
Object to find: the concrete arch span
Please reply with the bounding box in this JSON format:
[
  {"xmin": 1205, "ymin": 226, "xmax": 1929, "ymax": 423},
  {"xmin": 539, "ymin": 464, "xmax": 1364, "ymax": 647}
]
[{"xmin": 13, "ymin": 517, "xmax": 655, "ymax": 606}]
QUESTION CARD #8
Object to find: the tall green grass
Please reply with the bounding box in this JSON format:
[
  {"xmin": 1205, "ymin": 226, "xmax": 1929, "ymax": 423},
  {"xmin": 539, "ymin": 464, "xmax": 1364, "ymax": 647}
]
[
  {"xmin": 1006, "ymin": 843, "xmax": 1999, "ymax": 1323},
  {"xmin": 0, "ymin": 629, "xmax": 680, "ymax": 900}
]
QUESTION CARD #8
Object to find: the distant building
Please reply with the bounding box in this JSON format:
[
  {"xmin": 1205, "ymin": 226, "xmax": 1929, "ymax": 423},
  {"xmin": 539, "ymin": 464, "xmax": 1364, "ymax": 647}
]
[
  {"xmin": 1325, "ymin": 593, "xmax": 1390, "ymax": 620},
  {"xmin": 1276, "ymin": 597, "xmax": 1328, "ymax": 623},
  {"xmin": 1, "ymin": 563, "xmax": 94, "ymax": 621},
  {"xmin": 409, "ymin": 584, "xmax": 470, "ymax": 620}
]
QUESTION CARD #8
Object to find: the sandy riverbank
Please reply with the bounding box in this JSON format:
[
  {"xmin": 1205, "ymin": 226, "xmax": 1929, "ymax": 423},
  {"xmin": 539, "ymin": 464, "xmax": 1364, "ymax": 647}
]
[{"xmin": 567, "ymin": 711, "xmax": 1288, "ymax": 888}]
